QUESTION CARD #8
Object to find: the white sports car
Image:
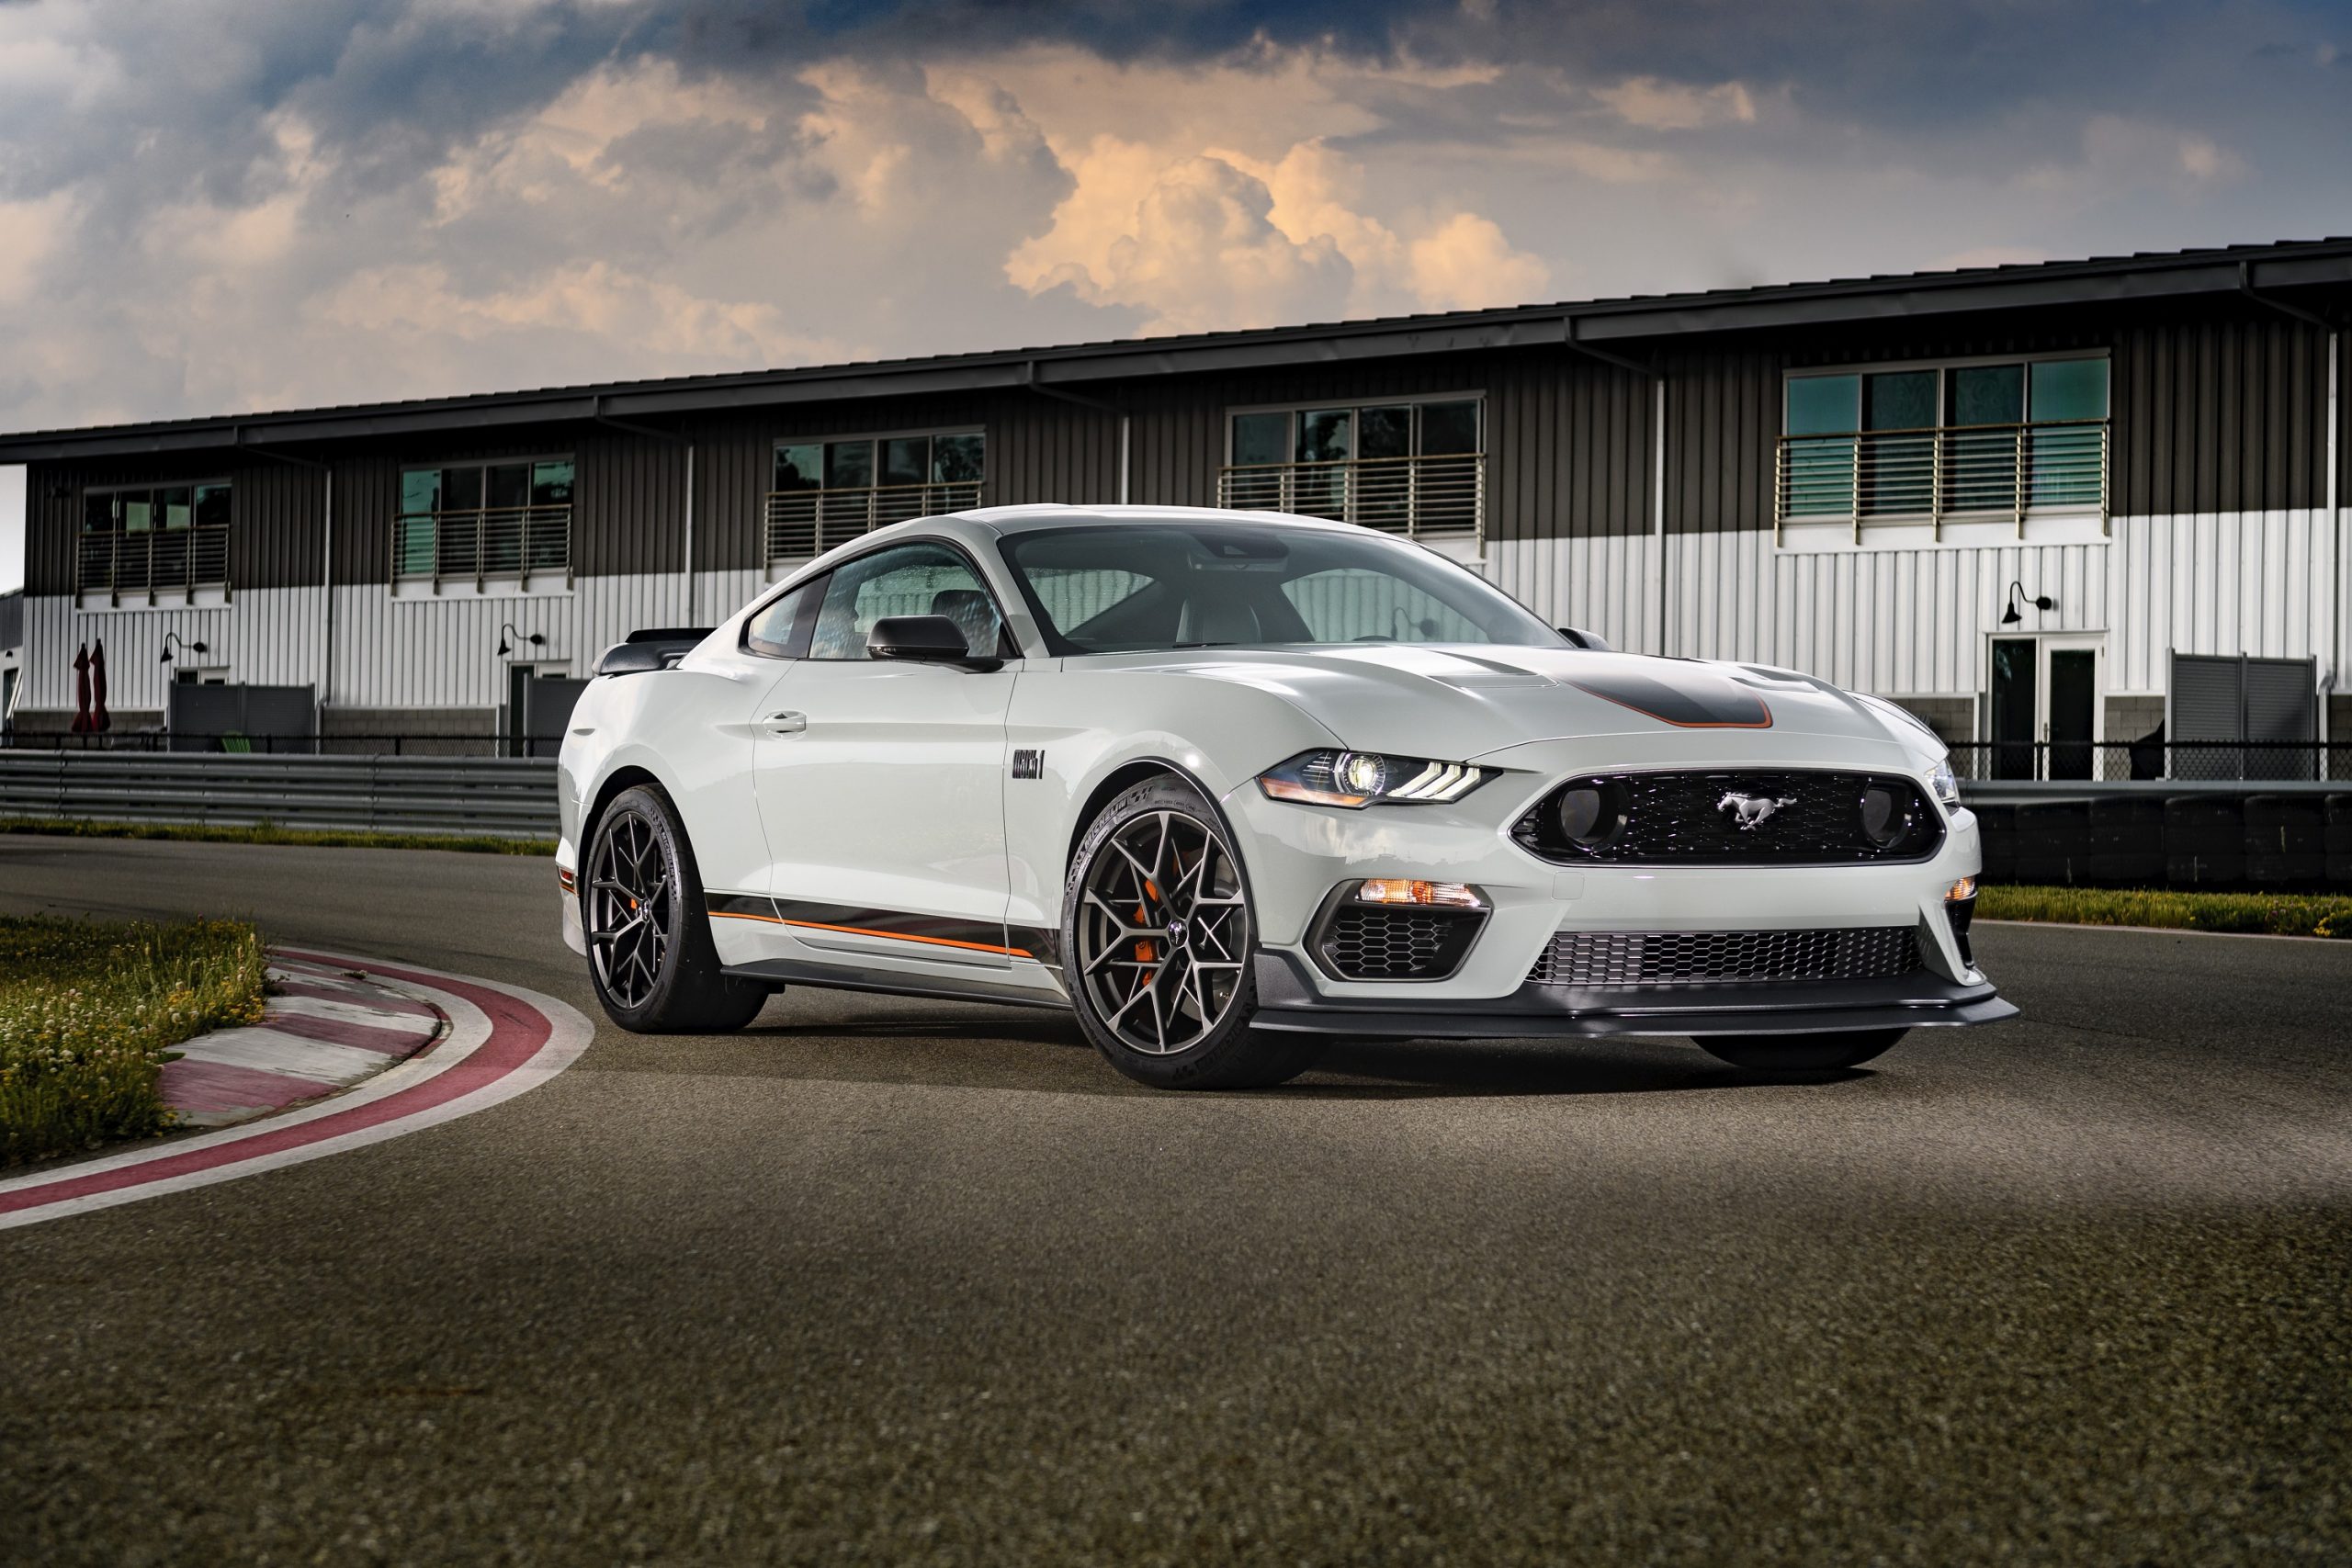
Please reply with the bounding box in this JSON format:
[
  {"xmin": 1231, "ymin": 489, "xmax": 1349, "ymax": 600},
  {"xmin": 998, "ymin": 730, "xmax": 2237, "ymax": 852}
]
[{"xmin": 558, "ymin": 504, "xmax": 2014, "ymax": 1088}]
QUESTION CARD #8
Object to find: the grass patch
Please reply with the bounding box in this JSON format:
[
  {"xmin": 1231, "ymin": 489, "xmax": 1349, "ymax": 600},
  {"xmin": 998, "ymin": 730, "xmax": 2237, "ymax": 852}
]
[
  {"xmin": 1980, "ymin": 884, "xmax": 2352, "ymax": 940},
  {"xmin": 0, "ymin": 915, "xmax": 269, "ymax": 1164},
  {"xmin": 0, "ymin": 817, "xmax": 554, "ymax": 856}
]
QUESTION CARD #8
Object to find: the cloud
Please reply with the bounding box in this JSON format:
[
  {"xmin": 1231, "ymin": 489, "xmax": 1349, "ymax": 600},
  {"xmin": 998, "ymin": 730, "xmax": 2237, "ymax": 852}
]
[
  {"xmin": 1592, "ymin": 75, "xmax": 1756, "ymax": 130},
  {"xmin": 0, "ymin": 0, "xmax": 2344, "ymax": 447}
]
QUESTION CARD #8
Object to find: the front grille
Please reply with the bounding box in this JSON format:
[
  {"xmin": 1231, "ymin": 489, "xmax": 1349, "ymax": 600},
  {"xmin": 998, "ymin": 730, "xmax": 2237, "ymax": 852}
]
[
  {"xmin": 1513, "ymin": 770, "xmax": 1944, "ymax": 866},
  {"xmin": 1317, "ymin": 906, "xmax": 1485, "ymax": 981},
  {"xmin": 1528, "ymin": 927, "xmax": 1923, "ymax": 988}
]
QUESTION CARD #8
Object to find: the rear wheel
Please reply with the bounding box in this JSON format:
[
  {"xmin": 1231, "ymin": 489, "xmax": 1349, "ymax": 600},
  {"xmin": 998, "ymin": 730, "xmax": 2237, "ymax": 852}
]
[
  {"xmin": 1063, "ymin": 776, "xmax": 1325, "ymax": 1089},
  {"xmin": 1694, "ymin": 1028, "xmax": 1906, "ymax": 1074},
  {"xmin": 584, "ymin": 784, "xmax": 770, "ymax": 1033}
]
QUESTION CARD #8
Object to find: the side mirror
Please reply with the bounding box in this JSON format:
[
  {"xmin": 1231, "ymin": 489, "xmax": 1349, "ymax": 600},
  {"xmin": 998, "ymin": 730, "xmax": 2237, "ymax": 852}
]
[
  {"xmin": 594, "ymin": 641, "xmax": 665, "ymax": 676},
  {"xmin": 1556, "ymin": 626, "xmax": 1612, "ymax": 651},
  {"xmin": 867, "ymin": 615, "xmax": 995, "ymax": 668}
]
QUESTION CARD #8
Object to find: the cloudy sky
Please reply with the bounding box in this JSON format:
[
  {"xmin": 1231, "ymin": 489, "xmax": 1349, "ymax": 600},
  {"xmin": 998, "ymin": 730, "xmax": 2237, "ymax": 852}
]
[{"xmin": 3, "ymin": 0, "xmax": 2350, "ymax": 589}]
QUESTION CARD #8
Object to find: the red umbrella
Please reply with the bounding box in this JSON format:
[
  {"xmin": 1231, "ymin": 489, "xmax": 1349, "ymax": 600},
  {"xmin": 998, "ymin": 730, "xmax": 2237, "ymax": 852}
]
[
  {"xmin": 90, "ymin": 639, "xmax": 110, "ymax": 733},
  {"xmin": 71, "ymin": 643, "xmax": 91, "ymax": 734}
]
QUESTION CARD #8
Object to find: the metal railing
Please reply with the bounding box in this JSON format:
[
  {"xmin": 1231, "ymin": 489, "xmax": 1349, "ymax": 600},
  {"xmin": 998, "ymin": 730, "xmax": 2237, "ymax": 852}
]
[
  {"xmin": 1948, "ymin": 739, "xmax": 2352, "ymax": 784},
  {"xmin": 1774, "ymin": 419, "xmax": 2107, "ymax": 541},
  {"xmin": 764, "ymin": 481, "xmax": 984, "ymax": 563},
  {"xmin": 76, "ymin": 526, "xmax": 232, "ymax": 602},
  {"xmin": 1216, "ymin": 452, "xmax": 1484, "ymax": 542},
  {"xmin": 392, "ymin": 506, "xmax": 572, "ymax": 589},
  {"xmin": 3, "ymin": 731, "xmax": 573, "ymax": 759},
  {"xmin": 0, "ymin": 750, "xmax": 559, "ymax": 838}
]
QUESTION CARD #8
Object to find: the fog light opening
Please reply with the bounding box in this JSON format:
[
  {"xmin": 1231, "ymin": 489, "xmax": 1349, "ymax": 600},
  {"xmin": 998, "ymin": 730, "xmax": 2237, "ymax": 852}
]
[
  {"xmin": 1356, "ymin": 878, "xmax": 1486, "ymax": 909},
  {"xmin": 1946, "ymin": 876, "xmax": 1977, "ymax": 902}
]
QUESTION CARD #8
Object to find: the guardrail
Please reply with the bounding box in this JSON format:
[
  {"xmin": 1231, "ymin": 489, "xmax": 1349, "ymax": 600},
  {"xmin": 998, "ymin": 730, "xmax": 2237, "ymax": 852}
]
[
  {"xmin": 3, "ymin": 732, "xmax": 567, "ymax": 758},
  {"xmin": 1948, "ymin": 739, "xmax": 2352, "ymax": 784},
  {"xmin": 0, "ymin": 751, "xmax": 560, "ymax": 839}
]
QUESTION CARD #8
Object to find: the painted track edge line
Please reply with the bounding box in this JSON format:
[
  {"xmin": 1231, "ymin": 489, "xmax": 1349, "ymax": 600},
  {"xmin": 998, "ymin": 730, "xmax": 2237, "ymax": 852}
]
[{"xmin": 0, "ymin": 953, "xmax": 594, "ymax": 1230}]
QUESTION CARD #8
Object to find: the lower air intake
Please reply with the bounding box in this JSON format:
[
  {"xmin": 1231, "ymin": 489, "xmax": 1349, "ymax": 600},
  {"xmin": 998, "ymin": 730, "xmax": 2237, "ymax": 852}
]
[{"xmin": 1529, "ymin": 927, "xmax": 1922, "ymax": 988}]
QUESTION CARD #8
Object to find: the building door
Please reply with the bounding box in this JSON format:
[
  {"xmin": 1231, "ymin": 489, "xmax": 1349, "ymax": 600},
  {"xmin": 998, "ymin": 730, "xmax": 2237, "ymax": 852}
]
[{"xmin": 1989, "ymin": 635, "xmax": 2102, "ymax": 780}]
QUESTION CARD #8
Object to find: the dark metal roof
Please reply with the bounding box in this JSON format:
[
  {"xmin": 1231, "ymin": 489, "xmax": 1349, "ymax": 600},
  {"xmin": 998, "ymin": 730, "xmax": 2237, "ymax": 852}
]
[{"xmin": 4, "ymin": 236, "xmax": 2347, "ymax": 462}]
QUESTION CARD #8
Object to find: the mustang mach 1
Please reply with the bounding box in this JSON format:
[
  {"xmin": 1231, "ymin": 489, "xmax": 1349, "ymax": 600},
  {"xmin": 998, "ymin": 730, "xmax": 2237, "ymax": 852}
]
[{"xmin": 558, "ymin": 505, "xmax": 2013, "ymax": 1088}]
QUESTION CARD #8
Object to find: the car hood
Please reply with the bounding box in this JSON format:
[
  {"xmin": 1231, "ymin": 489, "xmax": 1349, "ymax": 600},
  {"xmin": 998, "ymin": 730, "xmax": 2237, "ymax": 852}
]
[{"xmin": 1090, "ymin": 644, "xmax": 1932, "ymax": 764}]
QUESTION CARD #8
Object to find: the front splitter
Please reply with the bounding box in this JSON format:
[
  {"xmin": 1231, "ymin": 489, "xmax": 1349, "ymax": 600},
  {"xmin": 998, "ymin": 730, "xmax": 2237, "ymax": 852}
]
[{"xmin": 1248, "ymin": 952, "xmax": 2019, "ymax": 1039}]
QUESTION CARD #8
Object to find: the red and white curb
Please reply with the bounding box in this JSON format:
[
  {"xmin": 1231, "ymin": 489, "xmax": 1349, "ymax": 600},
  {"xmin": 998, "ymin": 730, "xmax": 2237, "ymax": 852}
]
[
  {"xmin": 0, "ymin": 950, "xmax": 592, "ymax": 1231},
  {"xmin": 164, "ymin": 956, "xmax": 447, "ymax": 1129}
]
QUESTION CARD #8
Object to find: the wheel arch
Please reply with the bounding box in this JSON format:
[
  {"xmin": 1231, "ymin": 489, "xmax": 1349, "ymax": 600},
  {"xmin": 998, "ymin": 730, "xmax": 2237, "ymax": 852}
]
[
  {"xmin": 1064, "ymin": 754, "xmax": 1244, "ymax": 876},
  {"xmin": 578, "ymin": 763, "xmax": 668, "ymax": 874}
]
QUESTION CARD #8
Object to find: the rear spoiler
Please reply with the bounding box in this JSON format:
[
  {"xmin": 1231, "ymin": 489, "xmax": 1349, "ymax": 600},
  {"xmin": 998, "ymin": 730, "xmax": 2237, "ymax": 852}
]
[{"xmin": 595, "ymin": 626, "xmax": 716, "ymax": 677}]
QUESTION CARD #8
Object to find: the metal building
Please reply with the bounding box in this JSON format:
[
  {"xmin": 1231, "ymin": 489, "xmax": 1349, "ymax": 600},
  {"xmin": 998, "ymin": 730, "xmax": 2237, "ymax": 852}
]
[{"xmin": 1, "ymin": 236, "xmax": 2346, "ymax": 775}]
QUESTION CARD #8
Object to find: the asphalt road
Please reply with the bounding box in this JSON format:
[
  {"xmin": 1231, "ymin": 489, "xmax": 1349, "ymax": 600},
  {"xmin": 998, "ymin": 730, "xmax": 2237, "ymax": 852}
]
[{"xmin": 3, "ymin": 835, "xmax": 2347, "ymax": 1564}]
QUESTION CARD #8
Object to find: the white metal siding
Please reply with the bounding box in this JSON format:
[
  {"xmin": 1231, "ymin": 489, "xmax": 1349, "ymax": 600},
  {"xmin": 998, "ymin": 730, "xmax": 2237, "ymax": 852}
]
[{"xmin": 15, "ymin": 505, "xmax": 2349, "ymax": 721}]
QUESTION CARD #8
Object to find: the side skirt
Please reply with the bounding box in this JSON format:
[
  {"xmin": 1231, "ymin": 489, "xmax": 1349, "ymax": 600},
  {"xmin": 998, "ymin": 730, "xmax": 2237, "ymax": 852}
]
[{"xmin": 722, "ymin": 955, "xmax": 1075, "ymax": 1011}]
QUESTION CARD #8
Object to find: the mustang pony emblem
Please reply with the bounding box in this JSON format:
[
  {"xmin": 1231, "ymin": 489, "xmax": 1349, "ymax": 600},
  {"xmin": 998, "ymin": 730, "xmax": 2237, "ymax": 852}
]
[{"xmin": 1717, "ymin": 791, "xmax": 1797, "ymax": 829}]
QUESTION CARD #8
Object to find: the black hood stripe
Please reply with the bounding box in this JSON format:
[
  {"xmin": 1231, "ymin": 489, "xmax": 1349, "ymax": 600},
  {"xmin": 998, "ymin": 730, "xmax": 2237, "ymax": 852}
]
[{"xmin": 1569, "ymin": 670, "xmax": 1773, "ymax": 728}]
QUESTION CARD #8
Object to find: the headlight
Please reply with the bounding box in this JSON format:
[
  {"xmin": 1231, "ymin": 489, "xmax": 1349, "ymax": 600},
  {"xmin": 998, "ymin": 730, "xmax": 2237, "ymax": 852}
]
[
  {"xmin": 1258, "ymin": 750, "xmax": 1498, "ymax": 808},
  {"xmin": 1928, "ymin": 759, "xmax": 1961, "ymax": 809}
]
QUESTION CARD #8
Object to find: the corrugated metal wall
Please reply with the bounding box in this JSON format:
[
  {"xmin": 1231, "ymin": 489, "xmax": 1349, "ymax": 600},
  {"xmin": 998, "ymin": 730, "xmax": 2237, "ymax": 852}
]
[
  {"xmin": 1121, "ymin": 352, "xmax": 1654, "ymax": 541},
  {"xmin": 18, "ymin": 589, "xmax": 327, "ymax": 713},
  {"xmin": 2111, "ymin": 313, "xmax": 2328, "ymax": 514},
  {"xmin": 25, "ymin": 457, "xmax": 327, "ymax": 594}
]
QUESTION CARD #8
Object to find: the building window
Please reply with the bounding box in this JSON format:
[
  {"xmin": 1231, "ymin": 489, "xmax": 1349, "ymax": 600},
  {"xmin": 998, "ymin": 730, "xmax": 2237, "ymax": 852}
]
[
  {"xmin": 394, "ymin": 457, "xmax": 574, "ymax": 586},
  {"xmin": 765, "ymin": 431, "xmax": 986, "ymax": 564},
  {"xmin": 77, "ymin": 482, "xmax": 232, "ymax": 601},
  {"xmin": 1216, "ymin": 396, "xmax": 1483, "ymax": 541},
  {"xmin": 1777, "ymin": 356, "xmax": 2108, "ymax": 541}
]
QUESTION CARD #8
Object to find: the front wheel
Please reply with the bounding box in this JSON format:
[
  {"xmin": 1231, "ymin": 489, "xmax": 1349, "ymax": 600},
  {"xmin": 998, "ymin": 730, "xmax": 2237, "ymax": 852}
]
[
  {"xmin": 1693, "ymin": 1028, "xmax": 1906, "ymax": 1074},
  {"xmin": 1062, "ymin": 776, "xmax": 1325, "ymax": 1090},
  {"xmin": 583, "ymin": 784, "xmax": 771, "ymax": 1034}
]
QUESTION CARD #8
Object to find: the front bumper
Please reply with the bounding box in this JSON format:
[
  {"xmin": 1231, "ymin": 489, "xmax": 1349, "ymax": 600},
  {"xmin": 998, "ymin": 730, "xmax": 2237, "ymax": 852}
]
[
  {"xmin": 1222, "ymin": 732, "xmax": 2015, "ymax": 1033},
  {"xmin": 1250, "ymin": 950, "xmax": 2017, "ymax": 1037}
]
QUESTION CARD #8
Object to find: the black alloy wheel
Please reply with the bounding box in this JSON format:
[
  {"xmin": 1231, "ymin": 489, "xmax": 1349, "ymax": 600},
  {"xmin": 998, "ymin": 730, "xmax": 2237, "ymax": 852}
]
[
  {"xmin": 582, "ymin": 784, "xmax": 771, "ymax": 1033},
  {"xmin": 588, "ymin": 807, "xmax": 673, "ymax": 1010},
  {"xmin": 1062, "ymin": 775, "xmax": 1326, "ymax": 1089}
]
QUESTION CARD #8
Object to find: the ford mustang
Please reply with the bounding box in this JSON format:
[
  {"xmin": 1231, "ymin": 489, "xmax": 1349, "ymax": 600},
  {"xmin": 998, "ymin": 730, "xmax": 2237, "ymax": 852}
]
[{"xmin": 558, "ymin": 504, "xmax": 2014, "ymax": 1088}]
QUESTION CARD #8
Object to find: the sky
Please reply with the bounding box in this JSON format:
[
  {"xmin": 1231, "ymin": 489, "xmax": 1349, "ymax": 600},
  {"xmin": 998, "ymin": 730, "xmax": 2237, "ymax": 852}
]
[{"xmin": 3, "ymin": 0, "xmax": 2350, "ymax": 592}]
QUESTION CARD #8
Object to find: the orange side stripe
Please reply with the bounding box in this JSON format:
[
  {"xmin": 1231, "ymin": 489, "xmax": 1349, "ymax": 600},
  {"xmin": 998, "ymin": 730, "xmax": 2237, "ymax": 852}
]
[
  {"xmin": 709, "ymin": 909, "xmax": 786, "ymax": 924},
  {"xmin": 781, "ymin": 918, "xmax": 1030, "ymax": 959}
]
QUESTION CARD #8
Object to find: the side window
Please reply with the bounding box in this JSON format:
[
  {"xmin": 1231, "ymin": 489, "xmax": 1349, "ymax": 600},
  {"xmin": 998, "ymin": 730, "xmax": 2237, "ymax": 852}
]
[
  {"xmin": 1281, "ymin": 568, "xmax": 1490, "ymax": 644},
  {"xmin": 743, "ymin": 578, "xmax": 821, "ymax": 659},
  {"xmin": 808, "ymin": 543, "xmax": 1005, "ymax": 660}
]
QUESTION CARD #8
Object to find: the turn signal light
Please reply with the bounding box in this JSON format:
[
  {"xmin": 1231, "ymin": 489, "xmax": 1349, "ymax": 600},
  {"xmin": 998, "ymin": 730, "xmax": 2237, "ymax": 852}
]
[
  {"xmin": 1357, "ymin": 879, "xmax": 1486, "ymax": 908},
  {"xmin": 1946, "ymin": 876, "xmax": 1977, "ymax": 902}
]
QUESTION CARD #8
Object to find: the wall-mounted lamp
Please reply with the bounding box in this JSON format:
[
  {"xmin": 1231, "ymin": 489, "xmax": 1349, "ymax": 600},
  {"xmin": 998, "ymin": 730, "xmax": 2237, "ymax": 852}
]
[
  {"xmin": 160, "ymin": 631, "xmax": 209, "ymax": 664},
  {"xmin": 497, "ymin": 623, "xmax": 547, "ymax": 658},
  {"xmin": 1999, "ymin": 581, "xmax": 2054, "ymax": 626}
]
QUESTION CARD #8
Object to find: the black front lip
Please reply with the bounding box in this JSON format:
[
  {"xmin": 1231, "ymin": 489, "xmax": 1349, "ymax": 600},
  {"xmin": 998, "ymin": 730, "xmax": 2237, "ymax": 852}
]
[{"xmin": 1248, "ymin": 951, "xmax": 2018, "ymax": 1039}]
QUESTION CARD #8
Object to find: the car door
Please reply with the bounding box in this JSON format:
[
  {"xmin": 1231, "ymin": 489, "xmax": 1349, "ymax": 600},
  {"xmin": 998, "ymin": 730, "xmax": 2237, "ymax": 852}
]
[{"xmin": 751, "ymin": 538, "xmax": 1021, "ymax": 967}]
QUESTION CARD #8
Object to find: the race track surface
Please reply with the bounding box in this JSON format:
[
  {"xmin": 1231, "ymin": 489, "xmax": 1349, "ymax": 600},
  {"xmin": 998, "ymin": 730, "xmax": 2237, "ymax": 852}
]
[{"xmin": 3, "ymin": 835, "xmax": 2347, "ymax": 1563}]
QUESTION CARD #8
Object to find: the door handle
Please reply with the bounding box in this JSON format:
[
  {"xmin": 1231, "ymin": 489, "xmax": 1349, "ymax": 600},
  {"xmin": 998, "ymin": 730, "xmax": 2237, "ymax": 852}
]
[{"xmin": 763, "ymin": 711, "xmax": 808, "ymax": 735}]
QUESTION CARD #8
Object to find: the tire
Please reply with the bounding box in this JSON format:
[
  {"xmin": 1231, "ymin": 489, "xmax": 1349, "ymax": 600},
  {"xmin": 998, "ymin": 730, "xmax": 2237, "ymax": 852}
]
[
  {"xmin": 1693, "ymin": 1028, "xmax": 1907, "ymax": 1074},
  {"xmin": 1062, "ymin": 775, "xmax": 1326, "ymax": 1090},
  {"xmin": 582, "ymin": 784, "xmax": 771, "ymax": 1033}
]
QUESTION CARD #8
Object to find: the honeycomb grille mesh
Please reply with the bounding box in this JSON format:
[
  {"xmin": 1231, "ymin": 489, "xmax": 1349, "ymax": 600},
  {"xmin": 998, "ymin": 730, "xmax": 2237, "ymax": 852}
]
[
  {"xmin": 1513, "ymin": 771, "xmax": 1942, "ymax": 865},
  {"xmin": 1321, "ymin": 908, "xmax": 1480, "ymax": 980},
  {"xmin": 1529, "ymin": 927, "xmax": 1922, "ymax": 988}
]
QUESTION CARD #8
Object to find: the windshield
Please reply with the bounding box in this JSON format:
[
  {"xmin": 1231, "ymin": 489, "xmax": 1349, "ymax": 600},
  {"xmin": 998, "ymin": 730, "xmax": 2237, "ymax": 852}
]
[{"xmin": 998, "ymin": 521, "xmax": 1562, "ymax": 655}]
